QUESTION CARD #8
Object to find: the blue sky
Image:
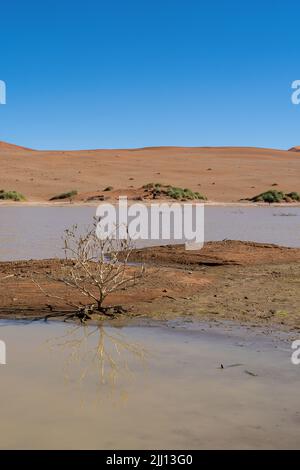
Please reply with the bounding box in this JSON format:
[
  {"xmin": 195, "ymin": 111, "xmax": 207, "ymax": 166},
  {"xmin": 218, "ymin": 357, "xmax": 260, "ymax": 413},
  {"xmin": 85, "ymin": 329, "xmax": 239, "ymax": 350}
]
[{"xmin": 0, "ymin": 0, "xmax": 299, "ymax": 150}]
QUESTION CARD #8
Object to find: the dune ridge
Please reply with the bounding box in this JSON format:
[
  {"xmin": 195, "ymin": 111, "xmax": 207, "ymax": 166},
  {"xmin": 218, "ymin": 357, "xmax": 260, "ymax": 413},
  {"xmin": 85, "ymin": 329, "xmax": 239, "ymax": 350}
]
[{"xmin": 0, "ymin": 141, "xmax": 300, "ymax": 203}]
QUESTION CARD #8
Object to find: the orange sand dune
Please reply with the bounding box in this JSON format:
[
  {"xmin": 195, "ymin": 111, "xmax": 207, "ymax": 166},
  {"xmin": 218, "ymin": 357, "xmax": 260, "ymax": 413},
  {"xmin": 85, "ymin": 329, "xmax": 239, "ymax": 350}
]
[
  {"xmin": 0, "ymin": 141, "xmax": 33, "ymax": 151},
  {"xmin": 0, "ymin": 142, "xmax": 299, "ymax": 203}
]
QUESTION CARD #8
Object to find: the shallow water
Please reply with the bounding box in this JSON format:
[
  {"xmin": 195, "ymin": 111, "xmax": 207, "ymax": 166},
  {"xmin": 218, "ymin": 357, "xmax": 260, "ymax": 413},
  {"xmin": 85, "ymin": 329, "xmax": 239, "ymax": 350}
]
[
  {"xmin": 0, "ymin": 320, "xmax": 299, "ymax": 449},
  {"xmin": 0, "ymin": 206, "xmax": 300, "ymax": 260}
]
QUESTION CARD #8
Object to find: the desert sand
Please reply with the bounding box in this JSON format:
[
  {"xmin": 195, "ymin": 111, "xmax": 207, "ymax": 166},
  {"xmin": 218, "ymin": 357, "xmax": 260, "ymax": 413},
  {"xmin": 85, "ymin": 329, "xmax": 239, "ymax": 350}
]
[{"xmin": 0, "ymin": 141, "xmax": 299, "ymax": 203}]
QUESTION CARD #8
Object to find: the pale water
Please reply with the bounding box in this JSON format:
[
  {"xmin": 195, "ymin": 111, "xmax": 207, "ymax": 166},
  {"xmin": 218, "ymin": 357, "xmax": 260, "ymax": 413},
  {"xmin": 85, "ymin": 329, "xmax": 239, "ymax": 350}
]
[
  {"xmin": 0, "ymin": 206, "xmax": 300, "ymax": 260},
  {"xmin": 0, "ymin": 320, "xmax": 299, "ymax": 449}
]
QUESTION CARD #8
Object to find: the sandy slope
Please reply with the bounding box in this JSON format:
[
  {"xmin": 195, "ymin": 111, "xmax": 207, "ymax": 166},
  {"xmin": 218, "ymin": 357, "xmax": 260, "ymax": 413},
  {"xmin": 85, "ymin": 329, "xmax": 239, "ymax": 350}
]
[{"xmin": 0, "ymin": 141, "xmax": 299, "ymax": 202}]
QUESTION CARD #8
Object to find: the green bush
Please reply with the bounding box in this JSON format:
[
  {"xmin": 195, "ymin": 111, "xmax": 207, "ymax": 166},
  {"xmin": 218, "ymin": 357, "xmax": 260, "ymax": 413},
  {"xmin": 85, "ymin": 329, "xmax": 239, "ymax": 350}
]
[
  {"xmin": 250, "ymin": 190, "xmax": 285, "ymax": 203},
  {"xmin": 165, "ymin": 186, "xmax": 206, "ymax": 201},
  {"xmin": 286, "ymin": 192, "xmax": 300, "ymax": 201},
  {"xmin": 49, "ymin": 190, "xmax": 78, "ymax": 201},
  {"xmin": 143, "ymin": 183, "xmax": 206, "ymax": 201},
  {"xmin": 0, "ymin": 190, "xmax": 26, "ymax": 201},
  {"xmin": 249, "ymin": 190, "xmax": 300, "ymax": 203}
]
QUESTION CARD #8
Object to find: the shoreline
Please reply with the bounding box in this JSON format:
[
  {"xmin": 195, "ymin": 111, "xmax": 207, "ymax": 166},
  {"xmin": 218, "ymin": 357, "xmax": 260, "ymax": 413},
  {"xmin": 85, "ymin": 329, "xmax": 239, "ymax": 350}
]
[
  {"xmin": 1, "ymin": 241, "xmax": 299, "ymax": 332},
  {"xmin": 1, "ymin": 315, "xmax": 297, "ymax": 344},
  {"xmin": 1, "ymin": 200, "xmax": 300, "ymax": 208}
]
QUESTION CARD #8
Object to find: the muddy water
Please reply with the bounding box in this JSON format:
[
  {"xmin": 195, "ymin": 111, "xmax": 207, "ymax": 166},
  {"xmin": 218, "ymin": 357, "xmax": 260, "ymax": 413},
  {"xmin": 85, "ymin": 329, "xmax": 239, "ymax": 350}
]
[
  {"xmin": 0, "ymin": 206, "xmax": 300, "ymax": 260},
  {"xmin": 0, "ymin": 320, "xmax": 299, "ymax": 449}
]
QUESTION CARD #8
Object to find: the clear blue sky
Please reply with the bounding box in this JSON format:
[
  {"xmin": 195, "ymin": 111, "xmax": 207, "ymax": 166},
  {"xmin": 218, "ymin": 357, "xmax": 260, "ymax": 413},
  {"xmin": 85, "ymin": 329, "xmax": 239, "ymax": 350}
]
[{"xmin": 0, "ymin": 0, "xmax": 299, "ymax": 150}]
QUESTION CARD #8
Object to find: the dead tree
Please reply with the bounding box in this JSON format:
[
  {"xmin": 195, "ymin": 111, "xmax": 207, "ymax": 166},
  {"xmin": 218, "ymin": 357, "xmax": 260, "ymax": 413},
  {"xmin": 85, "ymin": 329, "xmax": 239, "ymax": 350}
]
[{"xmin": 32, "ymin": 222, "xmax": 145, "ymax": 321}]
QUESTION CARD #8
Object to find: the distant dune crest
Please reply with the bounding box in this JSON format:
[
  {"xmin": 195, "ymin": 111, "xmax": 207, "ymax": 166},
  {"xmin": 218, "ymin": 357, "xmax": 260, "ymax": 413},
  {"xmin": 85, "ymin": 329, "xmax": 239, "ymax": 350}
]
[
  {"xmin": 1, "ymin": 140, "xmax": 300, "ymax": 203},
  {"xmin": 0, "ymin": 141, "xmax": 32, "ymax": 151},
  {"xmin": 0, "ymin": 140, "xmax": 299, "ymax": 153}
]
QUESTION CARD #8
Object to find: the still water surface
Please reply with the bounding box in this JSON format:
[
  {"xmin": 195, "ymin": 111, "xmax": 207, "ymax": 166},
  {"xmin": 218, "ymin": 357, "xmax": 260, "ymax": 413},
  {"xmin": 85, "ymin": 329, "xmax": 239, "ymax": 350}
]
[
  {"xmin": 0, "ymin": 320, "xmax": 299, "ymax": 450},
  {"xmin": 0, "ymin": 206, "xmax": 300, "ymax": 260}
]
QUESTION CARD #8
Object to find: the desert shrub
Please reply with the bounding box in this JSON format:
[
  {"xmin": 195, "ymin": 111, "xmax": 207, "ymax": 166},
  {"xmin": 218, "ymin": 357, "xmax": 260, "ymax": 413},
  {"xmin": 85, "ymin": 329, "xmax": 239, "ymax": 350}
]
[
  {"xmin": 0, "ymin": 190, "xmax": 26, "ymax": 201},
  {"xmin": 103, "ymin": 186, "xmax": 113, "ymax": 191},
  {"xmin": 250, "ymin": 190, "xmax": 285, "ymax": 203},
  {"xmin": 142, "ymin": 183, "xmax": 206, "ymax": 201},
  {"xmin": 49, "ymin": 190, "xmax": 78, "ymax": 201},
  {"xmin": 249, "ymin": 190, "xmax": 300, "ymax": 203},
  {"xmin": 165, "ymin": 186, "xmax": 206, "ymax": 201},
  {"xmin": 194, "ymin": 191, "xmax": 206, "ymax": 199},
  {"xmin": 285, "ymin": 192, "xmax": 300, "ymax": 201}
]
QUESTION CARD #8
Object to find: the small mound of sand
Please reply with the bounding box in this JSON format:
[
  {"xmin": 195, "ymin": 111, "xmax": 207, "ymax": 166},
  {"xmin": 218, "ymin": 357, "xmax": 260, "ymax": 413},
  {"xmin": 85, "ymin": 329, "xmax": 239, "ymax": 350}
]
[{"xmin": 129, "ymin": 240, "xmax": 300, "ymax": 266}]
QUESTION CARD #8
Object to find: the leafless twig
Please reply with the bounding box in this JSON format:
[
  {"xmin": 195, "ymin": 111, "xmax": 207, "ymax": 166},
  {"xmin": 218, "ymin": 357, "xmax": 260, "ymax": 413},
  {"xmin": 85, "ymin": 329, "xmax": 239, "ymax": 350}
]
[{"xmin": 31, "ymin": 221, "xmax": 145, "ymax": 320}]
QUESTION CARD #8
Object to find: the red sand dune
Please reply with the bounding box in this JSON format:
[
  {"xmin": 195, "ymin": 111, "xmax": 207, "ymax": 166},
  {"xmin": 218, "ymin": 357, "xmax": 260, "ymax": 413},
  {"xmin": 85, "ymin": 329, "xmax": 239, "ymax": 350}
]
[
  {"xmin": 0, "ymin": 141, "xmax": 32, "ymax": 151},
  {"xmin": 0, "ymin": 141, "xmax": 299, "ymax": 203}
]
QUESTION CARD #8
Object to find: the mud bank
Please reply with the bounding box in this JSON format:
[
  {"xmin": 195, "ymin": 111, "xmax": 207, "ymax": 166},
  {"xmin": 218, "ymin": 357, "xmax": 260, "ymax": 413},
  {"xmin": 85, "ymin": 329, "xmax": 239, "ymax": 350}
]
[{"xmin": 0, "ymin": 241, "xmax": 299, "ymax": 331}]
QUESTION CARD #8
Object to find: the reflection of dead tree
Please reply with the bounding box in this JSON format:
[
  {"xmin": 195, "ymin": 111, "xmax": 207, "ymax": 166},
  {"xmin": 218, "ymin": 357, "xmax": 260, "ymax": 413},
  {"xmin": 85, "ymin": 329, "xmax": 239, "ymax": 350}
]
[
  {"xmin": 48, "ymin": 324, "xmax": 147, "ymax": 394},
  {"xmin": 32, "ymin": 222, "xmax": 145, "ymax": 321}
]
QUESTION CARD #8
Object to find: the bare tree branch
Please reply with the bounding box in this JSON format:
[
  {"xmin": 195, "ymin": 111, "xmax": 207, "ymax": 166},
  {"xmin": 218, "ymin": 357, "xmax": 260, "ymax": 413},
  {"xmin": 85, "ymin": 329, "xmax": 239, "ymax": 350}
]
[{"xmin": 31, "ymin": 221, "xmax": 145, "ymax": 320}]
